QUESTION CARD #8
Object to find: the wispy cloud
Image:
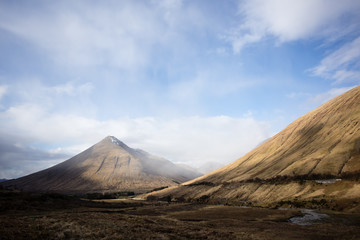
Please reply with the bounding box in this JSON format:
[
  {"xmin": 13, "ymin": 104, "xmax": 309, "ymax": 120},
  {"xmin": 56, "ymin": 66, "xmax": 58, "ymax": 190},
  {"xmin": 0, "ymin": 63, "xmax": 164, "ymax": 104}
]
[
  {"xmin": 0, "ymin": 2, "xmax": 154, "ymax": 68},
  {"xmin": 307, "ymin": 86, "xmax": 356, "ymax": 106},
  {"xmin": 0, "ymin": 0, "xmax": 209, "ymax": 71},
  {"xmin": 225, "ymin": 0, "xmax": 360, "ymax": 53},
  {"xmin": 310, "ymin": 37, "xmax": 360, "ymax": 84},
  {"xmin": 4, "ymin": 79, "xmax": 96, "ymax": 118},
  {"xmin": 223, "ymin": 0, "xmax": 360, "ymax": 85},
  {"xmin": 52, "ymin": 82, "xmax": 94, "ymax": 96},
  {"xmin": 0, "ymin": 85, "xmax": 7, "ymax": 100}
]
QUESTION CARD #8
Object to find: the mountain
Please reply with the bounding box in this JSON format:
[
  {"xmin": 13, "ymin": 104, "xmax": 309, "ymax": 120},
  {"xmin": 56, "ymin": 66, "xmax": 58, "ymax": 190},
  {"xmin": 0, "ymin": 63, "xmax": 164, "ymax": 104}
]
[
  {"xmin": 147, "ymin": 86, "xmax": 360, "ymax": 209},
  {"xmin": 1, "ymin": 136, "xmax": 201, "ymax": 194}
]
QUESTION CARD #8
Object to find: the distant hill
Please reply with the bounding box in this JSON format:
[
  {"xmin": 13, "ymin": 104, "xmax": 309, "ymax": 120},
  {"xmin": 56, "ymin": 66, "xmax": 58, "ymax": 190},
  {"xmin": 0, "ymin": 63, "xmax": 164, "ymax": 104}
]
[
  {"xmin": 148, "ymin": 86, "xmax": 360, "ymax": 210},
  {"xmin": 0, "ymin": 179, "xmax": 8, "ymax": 183},
  {"xmin": 1, "ymin": 136, "xmax": 202, "ymax": 194}
]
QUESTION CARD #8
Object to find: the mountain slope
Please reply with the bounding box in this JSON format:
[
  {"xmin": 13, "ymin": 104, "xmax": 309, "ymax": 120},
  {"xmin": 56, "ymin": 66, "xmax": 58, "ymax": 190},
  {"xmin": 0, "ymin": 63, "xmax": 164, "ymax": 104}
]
[
  {"xmin": 148, "ymin": 86, "xmax": 360, "ymax": 209},
  {"xmin": 2, "ymin": 136, "xmax": 201, "ymax": 194},
  {"xmin": 197, "ymin": 85, "xmax": 360, "ymax": 183}
]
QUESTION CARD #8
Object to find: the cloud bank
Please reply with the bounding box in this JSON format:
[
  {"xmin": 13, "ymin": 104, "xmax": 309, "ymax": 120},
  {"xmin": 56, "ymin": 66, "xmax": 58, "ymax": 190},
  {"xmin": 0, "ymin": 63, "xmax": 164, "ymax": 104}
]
[
  {"xmin": 0, "ymin": 135, "xmax": 69, "ymax": 179},
  {"xmin": 0, "ymin": 106, "xmax": 271, "ymax": 178}
]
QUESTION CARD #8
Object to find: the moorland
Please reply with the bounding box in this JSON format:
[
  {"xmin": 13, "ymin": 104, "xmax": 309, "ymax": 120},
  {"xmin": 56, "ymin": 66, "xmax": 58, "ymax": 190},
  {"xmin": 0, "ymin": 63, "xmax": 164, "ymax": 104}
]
[{"xmin": 1, "ymin": 189, "xmax": 360, "ymax": 240}]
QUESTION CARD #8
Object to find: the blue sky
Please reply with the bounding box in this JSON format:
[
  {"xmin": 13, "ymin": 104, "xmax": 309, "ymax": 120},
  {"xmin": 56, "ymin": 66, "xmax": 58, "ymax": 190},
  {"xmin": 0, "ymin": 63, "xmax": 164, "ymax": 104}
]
[{"xmin": 0, "ymin": 0, "xmax": 359, "ymax": 178}]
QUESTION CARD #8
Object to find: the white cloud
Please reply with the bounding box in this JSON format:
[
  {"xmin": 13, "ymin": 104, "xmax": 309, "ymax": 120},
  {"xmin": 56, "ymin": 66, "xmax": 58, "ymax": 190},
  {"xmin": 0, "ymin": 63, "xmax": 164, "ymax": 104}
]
[
  {"xmin": 0, "ymin": 1, "xmax": 206, "ymax": 70},
  {"xmin": 310, "ymin": 37, "xmax": 360, "ymax": 84},
  {"xmin": 5, "ymin": 79, "xmax": 96, "ymax": 117},
  {"xmin": 130, "ymin": 116, "xmax": 271, "ymax": 167},
  {"xmin": 0, "ymin": 2, "xmax": 155, "ymax": 68},
  {"xmin": 226, "ymin": 0, "xmax": 360, "ymax": 53},
  {"xmin": 51, "ymin": 82, "xmax": 94, "ymax": 96},
  {"xmin": 307, "ymin": 86, "xmax": 356, "ymax": 106},
  {"xmin": 0, "ymin": 85, "xmax": 7, "ymax": 100},
  {"xmin": 225, "ymin": 0, "xmax": 360, "ymax": 84},
  {"xmin": 155, "ymin": 0, "xmax": 183, "ymax": 10},
  {"xmin": 0, "ymin": 103, "xmax": 272, "ymax": 178},
  {"xmin": 331, "ymin": 70, "xmax": 360, "ymax": 83}
]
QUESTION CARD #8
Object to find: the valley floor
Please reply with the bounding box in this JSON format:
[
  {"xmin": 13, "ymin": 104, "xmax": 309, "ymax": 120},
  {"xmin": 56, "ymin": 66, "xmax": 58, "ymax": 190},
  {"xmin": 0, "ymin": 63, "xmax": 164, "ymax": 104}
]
[{"xmin": 1, "ymin": 191, "xmax": 360, "ymax": 239}]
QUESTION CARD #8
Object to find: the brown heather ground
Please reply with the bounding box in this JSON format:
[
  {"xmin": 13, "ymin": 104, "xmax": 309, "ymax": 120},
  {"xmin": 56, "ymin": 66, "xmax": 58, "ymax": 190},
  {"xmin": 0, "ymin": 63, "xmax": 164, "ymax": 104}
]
[{"xmin": 1, "ymin": 190, "xmax": 360, "ymax": 240}]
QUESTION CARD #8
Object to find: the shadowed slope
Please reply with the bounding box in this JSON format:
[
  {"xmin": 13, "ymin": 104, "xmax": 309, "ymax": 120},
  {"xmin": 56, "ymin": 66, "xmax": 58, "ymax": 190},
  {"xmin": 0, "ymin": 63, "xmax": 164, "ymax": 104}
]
[
  {"xmin": 148, "ymin": 86, "xmax": 360, "ymax": 208},
  {"xmin": 2, "ymin": 136, "xmax": 201, "ymax": 194}
]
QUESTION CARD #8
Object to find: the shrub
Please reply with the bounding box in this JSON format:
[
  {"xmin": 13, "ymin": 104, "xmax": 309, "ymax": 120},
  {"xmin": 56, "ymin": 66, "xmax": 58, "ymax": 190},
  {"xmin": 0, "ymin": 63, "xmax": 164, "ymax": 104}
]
[{"xmin": 146, "ymin": 195, "xmax": 158, "ymax": 201}]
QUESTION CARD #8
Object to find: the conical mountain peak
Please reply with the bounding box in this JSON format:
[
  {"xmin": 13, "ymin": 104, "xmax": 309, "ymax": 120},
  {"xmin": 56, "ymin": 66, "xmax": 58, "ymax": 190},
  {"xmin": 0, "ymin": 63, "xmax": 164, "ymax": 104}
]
[
  {"xmin": 102, "ymin": 136, "xmax": 129, "ymax": 148},
  {"xmin": 2, "ymin": 136, "xmax": 201, "ymax": 194}
]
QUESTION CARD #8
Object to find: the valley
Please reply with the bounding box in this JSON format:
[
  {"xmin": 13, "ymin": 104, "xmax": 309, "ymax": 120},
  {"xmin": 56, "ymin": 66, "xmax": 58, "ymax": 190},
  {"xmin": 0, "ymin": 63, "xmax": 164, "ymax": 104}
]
[
  {"xmin": 1, "ymin": 190, "xmax": 360, "ymax": 240},
  {"xmin": 1, "ymin": 87, "xmax": 360, "ymax": 239},
  {"xmin": 1, "ymin": 1, "xmax": 360, "ymax": 239}
]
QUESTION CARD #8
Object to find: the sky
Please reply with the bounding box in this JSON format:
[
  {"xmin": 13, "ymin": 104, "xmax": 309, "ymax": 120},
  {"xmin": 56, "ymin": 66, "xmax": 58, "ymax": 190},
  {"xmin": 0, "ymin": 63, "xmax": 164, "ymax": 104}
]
[{"xmin": 0, "ymin": 0, "xmax": 360, "ymax": 178}]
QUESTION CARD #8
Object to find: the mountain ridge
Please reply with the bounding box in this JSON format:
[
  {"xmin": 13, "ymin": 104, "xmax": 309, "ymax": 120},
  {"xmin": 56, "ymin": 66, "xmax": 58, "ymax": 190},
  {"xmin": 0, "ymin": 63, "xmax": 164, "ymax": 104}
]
[{"xmin": 2, "ymin": 136, "xmax": 201, "ymax": 194}]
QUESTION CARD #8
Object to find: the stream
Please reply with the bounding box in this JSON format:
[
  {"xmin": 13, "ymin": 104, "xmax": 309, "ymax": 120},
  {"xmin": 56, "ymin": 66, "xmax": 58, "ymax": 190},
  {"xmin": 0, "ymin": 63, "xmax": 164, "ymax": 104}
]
[{"xmin": 289, "ymin": 209, "xmax": 329, "ymax": 226}]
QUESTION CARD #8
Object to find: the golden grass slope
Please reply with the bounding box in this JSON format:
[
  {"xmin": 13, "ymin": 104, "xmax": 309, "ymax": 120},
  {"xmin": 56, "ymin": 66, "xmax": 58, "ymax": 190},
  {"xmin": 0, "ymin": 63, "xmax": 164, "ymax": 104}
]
[
  {"xmin": 195, "ymin": 85, "xmax": 360, "ymax": 183},
  {"xmin": 148, "ymin": 86, "xmax": 360, "ymax": 208},
  {"xmin": 2, "ymin": 136, "xmax": 201, "ymax": 194}
]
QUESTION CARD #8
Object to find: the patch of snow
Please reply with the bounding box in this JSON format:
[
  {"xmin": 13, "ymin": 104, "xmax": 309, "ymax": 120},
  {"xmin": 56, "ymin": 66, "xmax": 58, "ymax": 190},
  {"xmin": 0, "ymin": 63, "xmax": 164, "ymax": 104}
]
[{"xmin": 110, "ymin": 136, "xmax": 123, "ymax": 146}]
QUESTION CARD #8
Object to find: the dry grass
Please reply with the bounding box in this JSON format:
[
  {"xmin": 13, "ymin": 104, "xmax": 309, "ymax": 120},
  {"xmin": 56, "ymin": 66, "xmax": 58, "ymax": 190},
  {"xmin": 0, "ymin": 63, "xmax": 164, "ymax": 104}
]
[
  {"xmin": 146, "ymin": 180, "xmax": 360, "ymax": 213},
  {"xmin": 149, "ymin": 86, "xmax": 360, "ymax": 206},
  {"xmin": 1, "ymin": 191, "xmax": 360, "ymax": 239},
  {"xmin": 200, "ymin": 86, "xmax": 360, "ymax": 183}
]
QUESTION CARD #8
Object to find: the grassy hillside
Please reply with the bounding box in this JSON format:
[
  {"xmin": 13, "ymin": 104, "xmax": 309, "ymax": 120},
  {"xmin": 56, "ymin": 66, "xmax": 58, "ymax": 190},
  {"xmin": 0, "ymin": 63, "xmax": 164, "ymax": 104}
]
[{"xmin": 147, "ymin": 86, "xmax": 360, "ymax": 209}]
